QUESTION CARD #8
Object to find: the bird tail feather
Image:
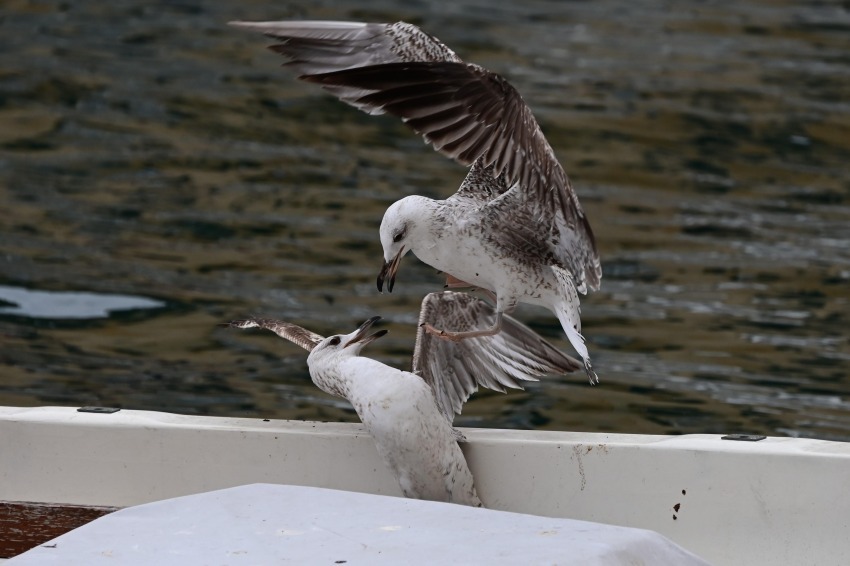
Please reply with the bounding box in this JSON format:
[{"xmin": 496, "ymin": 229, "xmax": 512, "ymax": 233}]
[{"xmin": 551, "ymin": 266, "xmax": 599, "ymax": 385}]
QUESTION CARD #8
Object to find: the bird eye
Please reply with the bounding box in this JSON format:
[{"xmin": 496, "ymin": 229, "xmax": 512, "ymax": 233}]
[
  {"xmin": 392, "ymin": 229, "xmax": 405, "ymax": 243},
  {"xmin": 328, "ymin": 336, "xmax": 341, "ymax": 346}
]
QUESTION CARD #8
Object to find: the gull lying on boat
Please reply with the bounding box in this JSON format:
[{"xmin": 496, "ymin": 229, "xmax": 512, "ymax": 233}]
[
  {"xmin": 231, "ymin": 20, "xmax": 603, "ymax": 384},
  {"xmin": 223, "ymin": 292, "xmax": 581, "ymax": 506}
]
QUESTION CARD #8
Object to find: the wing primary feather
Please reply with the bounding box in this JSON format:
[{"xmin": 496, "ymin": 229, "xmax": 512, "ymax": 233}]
[
  {"xmin": 235, "ymin": 20, "xmax": 602, "ymax": 320},
  {"xmin": 438, "ymin": 128, "xmax": 489, "ymax": 158},
  {"xmin": 428, "ymin": 119, "xmax": 481, "ymax": 152},
  {"xmin": 412, "ymin": 292, "xmax": 581, "ymax": 420},
  {"xmin": 455, "ymin": 134, "xmax": 495, "ymax": 165},
  {"xmin": 404, "ymin": 106, "xmax": 469, "ymax": 133},
  {"xmin": 222, "ymin": 318, "xmax": 323, "ymax": 352}
]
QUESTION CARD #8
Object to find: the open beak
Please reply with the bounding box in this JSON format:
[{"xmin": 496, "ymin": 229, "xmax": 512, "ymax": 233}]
[
  {"xmin": 344, "ymin": 316, "xmax": 388, "ymax": 349},
  {"xmin": 377, "ymin": 246, "xmax": 405, "ymax": 293}
]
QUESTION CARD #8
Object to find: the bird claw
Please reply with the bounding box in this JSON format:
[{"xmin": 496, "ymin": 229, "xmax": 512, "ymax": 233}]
[{"xmin": 585, "ymin": 359, "xmax": 599, "ymax": 385}]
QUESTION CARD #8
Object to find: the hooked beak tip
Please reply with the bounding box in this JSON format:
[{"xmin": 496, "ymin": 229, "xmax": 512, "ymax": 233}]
[{"xmin": 377, "ymin": 247, "xmax": 404, "ymax": 295}]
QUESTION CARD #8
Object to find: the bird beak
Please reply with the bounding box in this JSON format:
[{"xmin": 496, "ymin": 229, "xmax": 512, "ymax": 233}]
[
  {"xmin": 377, "ymin": 246, "xmax": 405, "ymax": 293},
  {"xmin": 344, "ymin": 316, "xmax": 388, "ymax": 348}
]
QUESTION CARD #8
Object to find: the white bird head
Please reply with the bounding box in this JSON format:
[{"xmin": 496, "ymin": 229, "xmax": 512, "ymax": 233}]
[
  {"xmin": 221, "ymin": 316, "xmax": 387, "ymax": 397},
  {"xmin": 307, "ymin": 315, "xmax": 388, "ymax": 360},
  {"xmin": 306, "ymin": 316, "xmax": 388, "ymax": 397},
  {"xmin": 377, "ymin": 196, "xmax": 432, "ymax": 293}
]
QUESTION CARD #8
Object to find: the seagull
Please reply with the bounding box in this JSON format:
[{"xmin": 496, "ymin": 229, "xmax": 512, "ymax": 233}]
[
  {"xmin": 222, "ymin": 291, "xmax": 582, "ymax": 506},
  {"xmin": 231, "ymin": 20, "xmax": 602, "ymax": 383}
]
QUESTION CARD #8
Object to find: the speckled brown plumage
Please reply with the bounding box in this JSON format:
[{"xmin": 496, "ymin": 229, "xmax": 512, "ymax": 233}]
[{"xmin": 232, "ymin": 20, "xmax": 601, "ymax": 382}]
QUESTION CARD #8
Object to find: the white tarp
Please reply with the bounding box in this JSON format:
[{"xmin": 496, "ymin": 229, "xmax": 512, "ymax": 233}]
[{"xmin": 11, "ymin": 483, "xmax": 708, "ymax": 565}]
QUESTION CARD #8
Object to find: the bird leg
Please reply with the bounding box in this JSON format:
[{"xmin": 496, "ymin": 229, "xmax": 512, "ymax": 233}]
[
  {"xmin": 423, "ymin": 311, "xmax": 504, "ymax": 342},
  {"xmin": 444, "ymin": 274, "xmax": 498, "ymax": 303},
  {"xmin": 444, "ymin": 273, "xmax": 473, "ymax": 289}
]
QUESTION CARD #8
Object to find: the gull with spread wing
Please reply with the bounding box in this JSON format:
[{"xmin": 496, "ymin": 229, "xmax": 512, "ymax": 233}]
[
  {"xmin": 231, "ymin": 20, "xmax": 602, "ymax": 383},
  {"xmin": 222, "ymin": 291, "xmax": 581, "ymax": 506}
]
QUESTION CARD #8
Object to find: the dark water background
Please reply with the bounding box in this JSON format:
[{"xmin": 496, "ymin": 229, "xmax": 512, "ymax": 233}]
[{"xmin": 1, "ymin": 0, "xmax": 848, "ymax": 440}]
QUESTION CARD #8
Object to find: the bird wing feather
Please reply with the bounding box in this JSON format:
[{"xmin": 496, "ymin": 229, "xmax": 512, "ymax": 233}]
[
  {"xmin": 232, "ymin": 20, "xmax": 601, "ymax": 292},
  {"xmin": 412, "ymin": 292, "xmax": 582, "ymax": 421},
  {"xmin": 223, "ymin": 318, "xmax": 324, "ymax": 351}
]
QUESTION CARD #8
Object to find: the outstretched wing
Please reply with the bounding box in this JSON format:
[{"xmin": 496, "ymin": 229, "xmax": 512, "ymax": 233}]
[
  {"xmin": 412, "ymin": 292, "xmax": 582, "ymax": 421},
  {"xmin": 229, "ymin": 20, "xmax": 461, "ymax": 114},
  {"xmin": 222, "ymin": 318, "xmax": 324, "ymax": 351},
  {"xmin": 232, "ymin": 20, "xmax": 601, "ymax": 293}
]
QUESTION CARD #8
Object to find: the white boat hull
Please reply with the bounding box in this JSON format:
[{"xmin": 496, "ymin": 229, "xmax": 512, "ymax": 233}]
[{"xmin": 2, "ymin": 406, "xmax": 848, "ymax": 565}]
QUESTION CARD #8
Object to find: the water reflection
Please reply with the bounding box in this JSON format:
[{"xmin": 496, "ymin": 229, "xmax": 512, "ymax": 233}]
[
  {"xmin": 0, "ymin": 285, "xmax": 164, "ymax": 319},
  {"xmin": 0, "ymin": 0, "xmax": 847, "ymax": 441}
]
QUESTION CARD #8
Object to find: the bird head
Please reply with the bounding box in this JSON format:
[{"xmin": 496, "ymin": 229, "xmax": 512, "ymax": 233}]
[
  {"xmin": 308, "ymin": 316, "xmax": 388, "ymax": 360},
  {"xmin": 305, "ymin": 316, "xmax": 388, "ymax": 398},
  {"xmin": 377, "ymin": 196, "xmax": 427, "ymax": 293}
]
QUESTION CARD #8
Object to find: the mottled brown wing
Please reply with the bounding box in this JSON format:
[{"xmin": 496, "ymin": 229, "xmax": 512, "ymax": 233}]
[
  {"xmin": 234, "ymin": 20, "xmax": 601, "ymax": 293},
  {"xmin": 412, "ymin": 292, "xmax": 582, "ymax": 421},
  {"xmin": 229, "ymin": 20, "xmax": 461, "ymax": 114},
  {"xmin": 222, "ymin": 318, "xmax": 324, "ymax": 352},
  {"xmin": 302, "ymin": 61, "xmax": 539, "ymax": 187},
  {"xmin": 304, "ymin": 61, "xmax": 601, "ymax": 293}
]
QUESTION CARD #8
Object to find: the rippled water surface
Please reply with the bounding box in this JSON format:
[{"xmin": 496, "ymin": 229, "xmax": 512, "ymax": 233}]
[{"xmin": 1, "ymin": 0, "xmax": 848, "ymax": 439}]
